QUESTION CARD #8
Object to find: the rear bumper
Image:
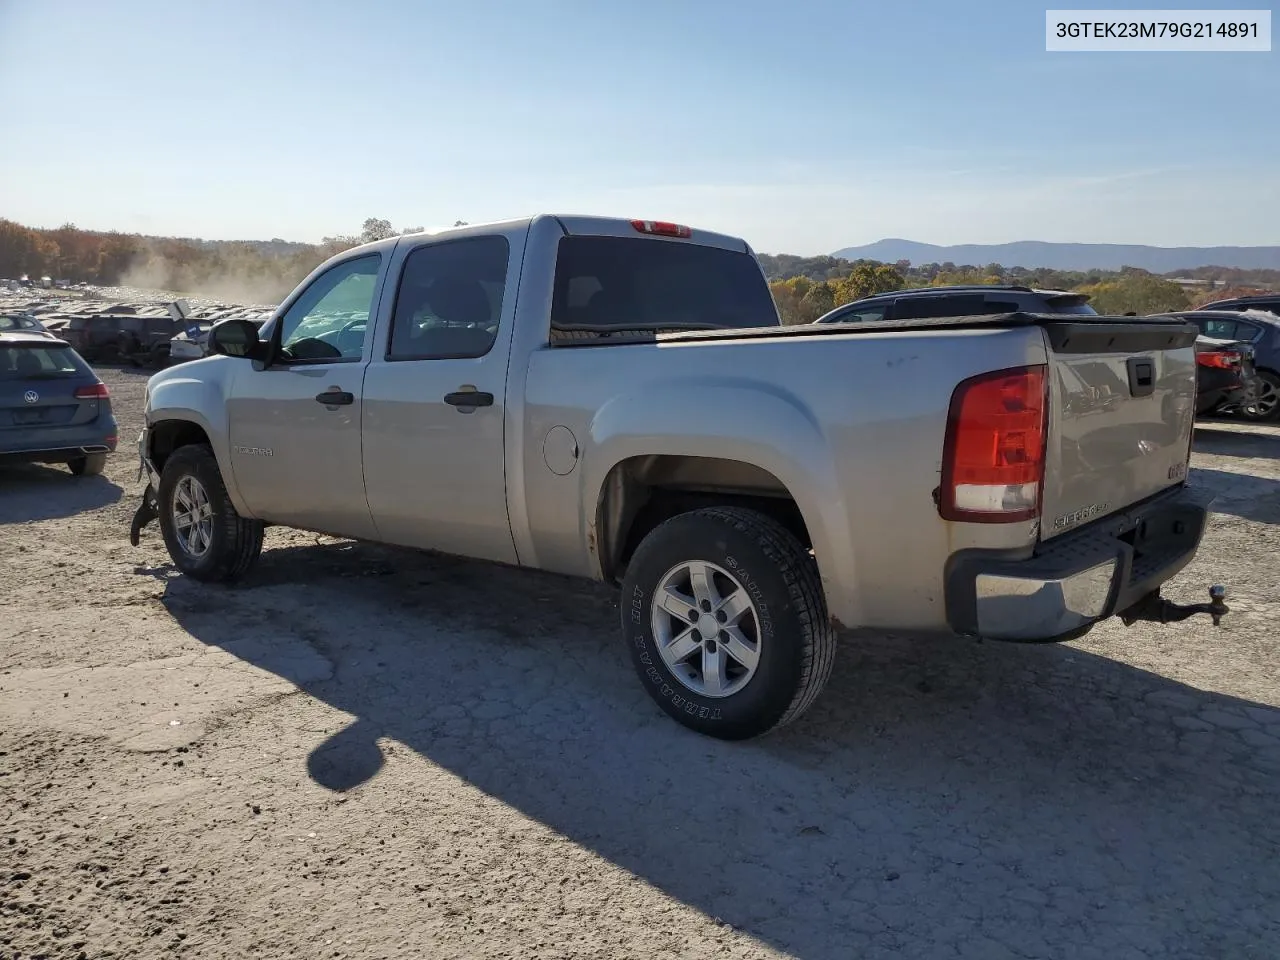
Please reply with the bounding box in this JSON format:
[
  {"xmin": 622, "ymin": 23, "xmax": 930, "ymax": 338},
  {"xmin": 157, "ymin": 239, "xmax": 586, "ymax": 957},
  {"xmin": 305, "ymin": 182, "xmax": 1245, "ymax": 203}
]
[
  {"xmin": 945, "ymin": 484, "xmax": 1213, "ymax": 642},
  {"xmin": 1197, "ymin": 368, "xmax": 1257, "ymax": 412},
  {"xmin": 0, "ymin": 422, "xmax": 119, "ymax": 463}
]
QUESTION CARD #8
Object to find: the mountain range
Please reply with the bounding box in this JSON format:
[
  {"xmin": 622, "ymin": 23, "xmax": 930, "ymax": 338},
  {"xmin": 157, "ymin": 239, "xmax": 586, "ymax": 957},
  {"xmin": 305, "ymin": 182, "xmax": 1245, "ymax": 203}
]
[{"xmin": 830, "ymin": 239, "xmax": 1280, "ymax": 273}]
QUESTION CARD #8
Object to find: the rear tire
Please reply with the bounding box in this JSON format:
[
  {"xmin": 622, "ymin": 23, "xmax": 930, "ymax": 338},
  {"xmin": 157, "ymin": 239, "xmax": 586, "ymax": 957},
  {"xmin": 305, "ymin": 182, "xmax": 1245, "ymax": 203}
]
[
  {"xmin": 620, "ymin": 506, "xmax": 836, "ymax": 740},
  {"xmin": 158, "ymin": 444, "xmax": 264, "ymax": 582},
  {"xmin": 67, "ymin": 453, "xmax": 107, "ymax": 476},
  {"xmin": 1239, "ymin": 370, "xmax": 1280, "ymax": 423}
]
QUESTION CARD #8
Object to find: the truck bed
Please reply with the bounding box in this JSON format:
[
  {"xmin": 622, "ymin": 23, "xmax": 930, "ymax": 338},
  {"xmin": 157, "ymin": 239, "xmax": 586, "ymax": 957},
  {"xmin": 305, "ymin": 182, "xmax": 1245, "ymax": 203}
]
[{"xmin": 548, "ymin": 311, "xmax": 1197, "ymax": 347}]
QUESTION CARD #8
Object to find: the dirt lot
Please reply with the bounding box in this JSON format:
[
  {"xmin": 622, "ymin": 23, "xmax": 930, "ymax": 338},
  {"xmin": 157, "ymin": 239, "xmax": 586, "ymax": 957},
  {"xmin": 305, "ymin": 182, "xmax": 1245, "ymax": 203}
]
[{"xmin": 3, "ymin": 365, "xmax": 1279, "ymax": 960}]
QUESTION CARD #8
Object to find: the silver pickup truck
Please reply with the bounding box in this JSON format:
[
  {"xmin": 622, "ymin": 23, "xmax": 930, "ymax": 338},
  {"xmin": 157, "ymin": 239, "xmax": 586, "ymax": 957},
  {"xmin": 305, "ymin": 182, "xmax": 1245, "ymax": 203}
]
[{"xmin": 129, "ymin": 215, "xmax": 1226, "ymax": 740}]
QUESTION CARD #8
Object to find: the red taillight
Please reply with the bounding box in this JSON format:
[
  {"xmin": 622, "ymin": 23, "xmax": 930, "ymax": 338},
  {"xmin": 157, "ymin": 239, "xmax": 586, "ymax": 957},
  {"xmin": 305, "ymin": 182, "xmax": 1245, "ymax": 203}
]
[
  {"xmin": 940, "ymin": 365, "xmax": 1048, "ymax": 523},
  {"xmin": 630, "ymin": 219, "xmax": 692, "ymax": 239},
  {"xmin": 1195, "ymin": 351, "xmax": 1240, "ymax": 370},
  {"xmin": 74, "ymin": 382, "xmax": 110, "ymax": 399}
]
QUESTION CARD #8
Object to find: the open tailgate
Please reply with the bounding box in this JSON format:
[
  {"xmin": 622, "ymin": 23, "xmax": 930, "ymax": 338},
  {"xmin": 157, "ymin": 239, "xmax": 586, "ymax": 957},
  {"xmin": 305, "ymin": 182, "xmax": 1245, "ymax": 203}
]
[{"xmin": 1039, "ymin": 318, "xmax": 1199, "ymax": 539}]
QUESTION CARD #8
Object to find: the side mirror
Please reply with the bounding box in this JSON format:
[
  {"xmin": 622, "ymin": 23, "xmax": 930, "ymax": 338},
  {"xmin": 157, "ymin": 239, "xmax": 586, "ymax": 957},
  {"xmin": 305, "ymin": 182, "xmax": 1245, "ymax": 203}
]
[{"xmin": 209, "ymin": 318, "xmax": 265, "ymax": 360}]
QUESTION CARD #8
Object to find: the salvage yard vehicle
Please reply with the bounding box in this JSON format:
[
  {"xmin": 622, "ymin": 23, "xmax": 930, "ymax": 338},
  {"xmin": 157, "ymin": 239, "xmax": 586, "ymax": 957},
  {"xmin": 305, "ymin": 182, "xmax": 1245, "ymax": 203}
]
[
  {"xmin": 63, "ymin": 310, "xmax": 183, "ymax": 367},
  {"xmin": 0, "ymin": 332, "xmax": 117, "ymax": 476},
  {"xmin": 1169, "ymin": 309, "xmax": 1280, "ymax": 422},
  {"xmin": 0, "ymin": 313, "xmax": 55, "ymax": 338},
  {"xmin": 129, "ymin": 215, "xmax": 1227, "ymax": 740},
  {"xmin": 1191, "ymin": 335, "xmax": 1259, "ymax": 415}
]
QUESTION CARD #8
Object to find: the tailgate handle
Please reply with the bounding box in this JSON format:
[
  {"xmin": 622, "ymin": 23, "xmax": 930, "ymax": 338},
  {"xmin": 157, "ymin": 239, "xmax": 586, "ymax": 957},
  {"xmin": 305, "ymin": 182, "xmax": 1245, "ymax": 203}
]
[{"xmin": 1127, "ymin": 357, "xmax": 1155, "ymax": 398}]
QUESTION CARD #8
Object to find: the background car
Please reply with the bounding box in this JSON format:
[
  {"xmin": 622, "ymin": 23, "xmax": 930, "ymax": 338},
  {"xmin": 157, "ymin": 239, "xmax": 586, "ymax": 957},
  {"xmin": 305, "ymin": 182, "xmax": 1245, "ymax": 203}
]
[
  {"xmin": 1165, "ymin": 309, "xmax": 1280, "ymax": 421},
  {"xmin": 0, "ymin": 332, "xmax": 117, "ymax": 476},
  {"xmin": 168, "ymin": 321, "xmax": 214, "ymax": 362},
  {"xmin": 812, "ymin": 284, "xmax": 1098, "ymax": 324},
  {"xmin": 0, "ymin": 312, "xmax": 54, "ymax": 337},
  {"xmin": 1193, "ymin": 335, "xmax": 1259, "ymax": 415},
  {"xmin": 63, "ymin": 311, "xmax": 185, "ymax": 367},
  {"xmin": 1197, "ymin": 294, "xmax": 1280, "ymax": 315}
]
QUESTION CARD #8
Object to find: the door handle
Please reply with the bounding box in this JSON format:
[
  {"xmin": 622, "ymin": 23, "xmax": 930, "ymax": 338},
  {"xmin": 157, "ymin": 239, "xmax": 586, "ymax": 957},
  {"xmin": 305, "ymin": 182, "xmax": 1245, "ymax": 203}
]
[
  {"xmin": 315, "ymin": 390, "xmax": 354, "ymax": 406},
  {"xmin": 444, "ymin": 390, "xmax": 494, "ymax": 408}
]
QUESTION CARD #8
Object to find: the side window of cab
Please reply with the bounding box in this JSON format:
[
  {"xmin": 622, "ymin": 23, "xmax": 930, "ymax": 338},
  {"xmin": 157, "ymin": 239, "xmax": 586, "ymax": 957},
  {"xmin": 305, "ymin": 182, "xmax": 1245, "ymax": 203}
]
[{"xmin": 275, "ymin": 255, "xmax": 382, "ymax": 363}]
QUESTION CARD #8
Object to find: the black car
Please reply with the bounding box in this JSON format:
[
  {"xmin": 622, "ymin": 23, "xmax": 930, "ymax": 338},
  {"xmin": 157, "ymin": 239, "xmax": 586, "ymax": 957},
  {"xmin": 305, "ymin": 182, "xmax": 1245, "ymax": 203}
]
[
  {"xmin": 63, "ymin": 311, "xmax": 184, "ymax": 367},
  {"xmin": 1192, "ymin": 335, "xmax": 1260, "ymax": 415},
  {"xmin": 1166, "ymin": 309, "xmax": 1280, "ymax": 422},
  {"xmin": 0, "ymin": 332, "xmax": 117, "ymax": 476},
  {"xmin": 1197, "ymin": 294, "xmax": 1280, "ymax": 315},
  {"xmin": 812, "ymin": 284, "xmax": 1098, "ymax": 324}
]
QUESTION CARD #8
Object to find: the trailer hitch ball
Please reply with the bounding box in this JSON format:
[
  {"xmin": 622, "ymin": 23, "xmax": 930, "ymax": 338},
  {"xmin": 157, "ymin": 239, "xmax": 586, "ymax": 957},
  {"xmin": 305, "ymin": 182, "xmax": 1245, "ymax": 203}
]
[
  {"xmin": 1208, "ymin": 584, "xmax": 1227, "ymax": 626},
  {"xmin": 1120, "ymin": 584, "xmax": 1229, "ymax": 627}
]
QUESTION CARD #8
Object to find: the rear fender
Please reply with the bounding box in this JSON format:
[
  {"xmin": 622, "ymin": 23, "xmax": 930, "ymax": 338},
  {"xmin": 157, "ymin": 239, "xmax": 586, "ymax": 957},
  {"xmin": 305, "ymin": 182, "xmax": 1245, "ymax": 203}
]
[{"xmin": 583, "ymin": 377, "xmax": 862, "ymax": 627}]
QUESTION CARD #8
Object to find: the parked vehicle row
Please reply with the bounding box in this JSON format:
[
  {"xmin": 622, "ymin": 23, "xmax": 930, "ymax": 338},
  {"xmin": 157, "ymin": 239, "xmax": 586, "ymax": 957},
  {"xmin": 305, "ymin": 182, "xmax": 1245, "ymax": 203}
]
[{"xmin": 125, "ymin": 215, "xmax": 1226, "ymax": 741}]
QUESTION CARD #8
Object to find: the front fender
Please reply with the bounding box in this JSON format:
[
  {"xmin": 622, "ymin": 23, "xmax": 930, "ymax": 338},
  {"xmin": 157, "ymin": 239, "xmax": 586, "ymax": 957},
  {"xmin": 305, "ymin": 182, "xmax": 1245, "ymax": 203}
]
[
  {"xmin": 145, "ymin": 360, "xmax": 250, "ymax": 517},
  {"xmin": 582, "ymin": 376, "xmax": 862, "ymax": 627}
]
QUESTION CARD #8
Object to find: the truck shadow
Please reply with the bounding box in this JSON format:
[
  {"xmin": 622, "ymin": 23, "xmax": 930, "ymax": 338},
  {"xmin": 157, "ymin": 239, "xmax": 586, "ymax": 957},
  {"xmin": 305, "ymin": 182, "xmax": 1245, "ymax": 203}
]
[
  {"xmin": 0, "ymin": 464, "xmax": 122, "ymax": 524},
  {"xmin": 1190, "ymin": 466, "xmax": 1280, "ymax": 525},
  {"xmin": 1193, "ymin": 424, "xmax": 1280, "ymax": 461},
  {"xmin": 159, "ymin": 538, "xmax": 1280, "ymax": 960}
]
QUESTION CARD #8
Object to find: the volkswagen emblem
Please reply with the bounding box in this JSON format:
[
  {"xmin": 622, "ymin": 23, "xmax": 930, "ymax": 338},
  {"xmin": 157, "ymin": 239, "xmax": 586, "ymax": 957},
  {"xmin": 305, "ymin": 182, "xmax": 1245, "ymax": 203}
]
[{"xmin": 23, "ymin": 390, "xmax": 38, "ymax": 404}]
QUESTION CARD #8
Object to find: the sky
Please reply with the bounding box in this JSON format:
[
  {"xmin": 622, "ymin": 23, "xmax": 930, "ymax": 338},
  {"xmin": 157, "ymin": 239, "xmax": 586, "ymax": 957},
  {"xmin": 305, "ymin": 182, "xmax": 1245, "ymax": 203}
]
[{"xmin": 1, "ymin": 0, "xmax": 1277, "ymax": 255}]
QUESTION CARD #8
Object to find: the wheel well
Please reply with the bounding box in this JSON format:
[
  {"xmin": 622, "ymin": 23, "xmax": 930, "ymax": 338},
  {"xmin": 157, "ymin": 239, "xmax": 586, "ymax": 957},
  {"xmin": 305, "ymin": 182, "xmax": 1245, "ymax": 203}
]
[
  {"xmin": 149, "ymin": 420, "xmax": 212, "ymax": 474},
  {"xmin": 596, "ymin": 455, "xmax": 811, "ymax": 583}
]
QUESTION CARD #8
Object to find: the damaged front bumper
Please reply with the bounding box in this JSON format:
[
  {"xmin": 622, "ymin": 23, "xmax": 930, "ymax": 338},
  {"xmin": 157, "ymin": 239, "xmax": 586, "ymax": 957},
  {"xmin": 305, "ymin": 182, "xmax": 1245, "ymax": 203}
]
[
  {"xmin": 129, "ymin": 426, "xmax": 161, "ymax": 547},
  {"xmin": 945, "ymin": 484, "xmax": 1227, "ymax": 642}
]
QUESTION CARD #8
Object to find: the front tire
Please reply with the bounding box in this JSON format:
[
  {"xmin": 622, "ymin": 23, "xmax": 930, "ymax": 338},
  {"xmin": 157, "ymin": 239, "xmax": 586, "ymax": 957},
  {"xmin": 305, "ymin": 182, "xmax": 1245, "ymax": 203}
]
[
  {"xmin": 620, "ymin": 507, "xmax": 836, "ymax": 740},
  {"xmin": 158, "ymin": 444, "xmax": 264, "ymax": 582}
]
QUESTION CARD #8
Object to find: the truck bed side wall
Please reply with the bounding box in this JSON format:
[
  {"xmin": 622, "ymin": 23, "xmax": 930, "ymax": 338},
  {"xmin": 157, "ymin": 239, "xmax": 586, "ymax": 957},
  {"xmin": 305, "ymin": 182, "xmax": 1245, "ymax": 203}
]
[{"xmin": 514, "ymin": 323, "xmax": 1049, "ymax": 631}]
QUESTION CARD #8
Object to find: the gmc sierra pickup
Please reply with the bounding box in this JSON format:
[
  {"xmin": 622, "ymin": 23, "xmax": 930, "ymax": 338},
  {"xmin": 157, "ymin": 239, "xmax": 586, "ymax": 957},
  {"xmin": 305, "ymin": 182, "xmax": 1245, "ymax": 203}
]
[{"xmin": 129, "ymin": 215, "xmax": 1226, "ymax": 740}]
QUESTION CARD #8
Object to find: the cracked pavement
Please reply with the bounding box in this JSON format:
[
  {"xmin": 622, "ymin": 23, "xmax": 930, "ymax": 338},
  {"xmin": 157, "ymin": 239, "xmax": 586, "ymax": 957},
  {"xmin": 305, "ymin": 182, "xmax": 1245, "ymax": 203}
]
[{"xmin": 2, "ymin": 367, "xmax": 1279, "ymax": 959}]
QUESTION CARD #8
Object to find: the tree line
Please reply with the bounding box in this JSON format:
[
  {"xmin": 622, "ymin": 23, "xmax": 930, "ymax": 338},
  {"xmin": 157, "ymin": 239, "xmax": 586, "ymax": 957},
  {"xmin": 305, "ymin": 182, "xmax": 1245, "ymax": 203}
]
[
  {"xmin": 0, "ymin": 217, "xmax": 420, "ymax": 304},
  {"xmin": 759, "ymin": 254, "xmax": 1279, "ymax": 324},
  {"xmin": 1, "ymin": 216, "xmax": 1273, "ymax": 317}
]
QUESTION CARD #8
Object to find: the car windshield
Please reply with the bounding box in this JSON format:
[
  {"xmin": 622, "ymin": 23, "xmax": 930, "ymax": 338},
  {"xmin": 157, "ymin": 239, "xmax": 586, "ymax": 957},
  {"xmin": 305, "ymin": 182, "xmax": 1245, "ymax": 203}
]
[{"xmin": 0, "ymin": 344, "xmax": 89, "ymax": 380}]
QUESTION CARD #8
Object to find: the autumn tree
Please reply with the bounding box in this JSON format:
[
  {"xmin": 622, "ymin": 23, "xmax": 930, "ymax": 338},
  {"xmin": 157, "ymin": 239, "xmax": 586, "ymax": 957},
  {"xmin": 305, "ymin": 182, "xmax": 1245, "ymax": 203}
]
[
  {"xmin": 360, "ymin": 218, "xmax": 396, "ymax": 243},
  {"xmin": 1075, "ymin": 273, "xmax": 1190, "ymax": 315},
  {"xmin": 832, "ymin": 262, "xmax": 906, "ymax": 304}
]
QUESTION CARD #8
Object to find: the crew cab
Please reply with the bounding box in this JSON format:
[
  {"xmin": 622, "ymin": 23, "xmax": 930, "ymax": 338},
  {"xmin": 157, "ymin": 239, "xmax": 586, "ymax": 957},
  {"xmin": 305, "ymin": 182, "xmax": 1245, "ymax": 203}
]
[{"xmin": 129, "ymin": 215, "xmax": 1224, "ymax": 740}]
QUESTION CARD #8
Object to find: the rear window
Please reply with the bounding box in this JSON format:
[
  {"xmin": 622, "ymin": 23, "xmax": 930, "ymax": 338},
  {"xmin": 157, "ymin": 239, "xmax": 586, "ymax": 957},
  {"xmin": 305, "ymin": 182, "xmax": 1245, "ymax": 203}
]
[
  {"xmin": 550, "ymin": 236, "xmax": 780, "ymax": 332},
  {"xmin": 890, "ymin": 295, "xmax": 1019, "ymax": 320},
  {"xmin": 0, "ymin": 315, "xmax": 42, "ymax": 332},
  {"xmin": 1042, "ymin": 295, "xmax": 1098, "ymax": 315},
  {"xmin": 0, "ymin": 344, "xmax": 90, "ymax": 380}
]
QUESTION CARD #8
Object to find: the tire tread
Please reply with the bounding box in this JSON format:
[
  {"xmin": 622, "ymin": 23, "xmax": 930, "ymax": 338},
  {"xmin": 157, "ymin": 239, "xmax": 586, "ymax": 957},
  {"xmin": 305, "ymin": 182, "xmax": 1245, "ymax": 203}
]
[
  {"xmin": 632, "ymin": 505, "xmax": 836, "ymax": 736},
  {"xmin": 163, "ymin": 444, "xmax": 264, "ymax": 582}
]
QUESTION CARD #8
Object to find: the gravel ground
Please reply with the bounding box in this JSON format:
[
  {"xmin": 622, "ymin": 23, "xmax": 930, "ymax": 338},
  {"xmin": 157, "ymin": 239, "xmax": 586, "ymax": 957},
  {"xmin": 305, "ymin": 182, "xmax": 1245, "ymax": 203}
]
[{"xmin": 2, "ymin": 365, "xmax": 1279, "ymax": 960}]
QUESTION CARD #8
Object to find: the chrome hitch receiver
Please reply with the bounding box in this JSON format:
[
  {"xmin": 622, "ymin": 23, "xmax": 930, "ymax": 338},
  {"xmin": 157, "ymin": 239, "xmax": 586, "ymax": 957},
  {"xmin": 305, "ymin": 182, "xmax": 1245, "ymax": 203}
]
[{"xmin": 1120, "ymin": 585, "xmax": 1228, "ymax": 627}]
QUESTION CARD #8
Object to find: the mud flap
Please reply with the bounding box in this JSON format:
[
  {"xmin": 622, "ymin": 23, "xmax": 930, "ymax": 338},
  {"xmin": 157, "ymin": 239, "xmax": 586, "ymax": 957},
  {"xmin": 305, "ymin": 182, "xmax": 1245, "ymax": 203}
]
[{"xmin": 129, "ymin": 487, "xmax": 159, "ymax": 547}]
